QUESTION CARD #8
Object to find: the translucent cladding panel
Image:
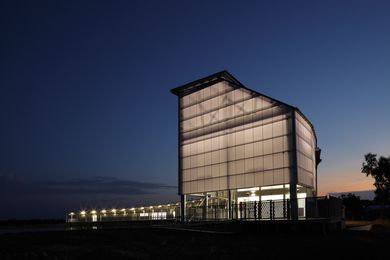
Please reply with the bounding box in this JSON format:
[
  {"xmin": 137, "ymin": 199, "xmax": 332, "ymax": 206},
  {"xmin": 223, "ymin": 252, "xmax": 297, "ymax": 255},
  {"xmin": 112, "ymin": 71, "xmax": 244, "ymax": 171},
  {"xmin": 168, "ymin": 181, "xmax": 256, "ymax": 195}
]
[
  {"xmin": 190, "ymin": 181, "xmax": 197, "ymax": 193},
  {"xmin": 220, "ymin": 177, "xmax": 227, "ymax": 190},
  {"xmin": 254, "ymin": 156, "xmax": 264, "ymax": 171},
  {"xmin": 236, "ymin": 174, "xmax": 245, "ymax": 188},
  {"xmin": 197, "ymin": 167, "xmax": 205, "ymax": 179},
  {"xmin": 212, "ymin": 178, "xmax": 219, "ymax": 190},
  {"xmin": 245, "ymin": 158, "xmax": 254, "ymax": 173},
  {"xmin": 264, "ymin": 155, "xmax": 273, "ymax": 170},
  {"xmin": 183, "ymin": 182, "xmax": 190, "ymax": 193},
  {"xmin": 179, "ymin": 82, "xmax": 294, "ymax": 194},
  {"xmin": 253, "ymin": 141, "xmax": 263, "ymax": 156},
  {"xmin": 245, "ymin": 173, "xmax": 254, "ymax": 187},
  {"xmin": 264, "ymin": 170, "xmax": 274, "ymax": 186},
  {"xmin": 272, "ymin": 121, "xmax": 284, "ymax": 137},
  {"xmin": 228, "ymin": 161, "xmax": 235, "ymax": 175},
  {"xmin": 244, "ymin": 128, "xmax": 253, "ymax": 143},
  {"xmin": 254, "ymin": 172, "xmax": 264, "ymax": 186},
  {"xmin": 182, "ymin": 144, "xmax": 191, "ymax": 156},
  {"xmin": 236, "ymin": 145, "xmax": 245, "ymax": 160},
  {"xmin": 212, "ymin": 164, "xmax": 220, "ymax": 178},
  {"xmin": 183, "ymin": 157, "xmax": 190, "ymax": 169},
  {"xmin": 263, "ymin": 139, "xmax": 273, "ymax": 155},
  {"xmin": 220, "ymin": 149, "xmax": 228, "ymax": 162},
  {"xmin": 273, "ymin": 153, "xmax": 284, "ymax": 168},
  {"xmin": 253, "ymin": 125, "xmax": 263, "ymax": 141},
  {"xmin": 197, "ymin": 180, "xmax": 205, "ymax": 193},
  {"xmin": 244, "ymin": 143, "xmax": 254, "ymax": 158},
  {"xmin": 182, "ymin": 107, "xmax": 191, "ymax": 120},
  {"xmin": 220, "ymin": 163, "xmax": 228, "ymax": 176},
  {"xmin": 263, "ymin": 123, "xmax": 273, "ymax": 139},
  {"xmin": 204, "ymin": 166, "xmax": 212, "ymax": 178},
  {"xmin": 181, "ymin": 81, "xmax": 233, "ymax": 107},
  {"xmin": 273, "ymin": 169, "xmax": 284, "ymax": 184},
  {"xmin": 228, "ymin": 175, "xmax": 236, "ymax": 189},
  {"xmin": 183, "ymin": 169, "xmax": 190, "ymax": 181},
  {"xmin": 236, "ymin": 159, "xmax": 245, "ymax": 174},
  {"xmin": 235, "ymin": 130, "xmax": 244, "ymax": 145},
  {"xmin": 295, "ymin": 111, "xmax": 316, "ymax": 188}
]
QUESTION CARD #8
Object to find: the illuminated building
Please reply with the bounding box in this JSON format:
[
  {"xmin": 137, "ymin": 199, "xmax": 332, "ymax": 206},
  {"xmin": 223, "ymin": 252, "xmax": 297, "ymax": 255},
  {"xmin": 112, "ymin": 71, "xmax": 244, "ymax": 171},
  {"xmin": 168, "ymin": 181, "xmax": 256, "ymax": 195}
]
[
  {"xmin": 66, "ymin": 71, "xmax": 344, "ymax": 224},
  {"xmin": 171, "ymin": 71, "xmax": 322, "ymax": 221}
]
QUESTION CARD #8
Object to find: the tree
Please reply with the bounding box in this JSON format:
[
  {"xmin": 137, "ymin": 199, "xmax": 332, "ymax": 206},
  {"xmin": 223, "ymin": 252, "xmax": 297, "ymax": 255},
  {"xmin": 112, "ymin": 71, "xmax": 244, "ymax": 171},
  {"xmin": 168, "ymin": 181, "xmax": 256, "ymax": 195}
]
[
  {"xmin": 339, "ymin": 193, "xmax": 363, "ymax": 220},
  {"xmin": 362, "ymin": 153, "xmax": 390, "ymax": 217}
]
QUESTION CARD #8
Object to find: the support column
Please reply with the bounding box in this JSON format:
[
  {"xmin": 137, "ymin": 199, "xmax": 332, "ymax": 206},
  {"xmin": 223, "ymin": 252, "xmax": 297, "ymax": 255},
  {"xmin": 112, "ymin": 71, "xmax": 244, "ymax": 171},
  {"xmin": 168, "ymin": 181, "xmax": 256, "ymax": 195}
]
[
  {"xmin": 290, "ymin": 111, "xmax": 299, "ymax": 220},
  {"xmin": 180, "ymin": 194, "xmax": 186, "ymax": 222},
  {"xmin": 202, "ymin": 193, "xmax": 208, "ymax": 220},
  {"xmin": 228, "ymin": 190, "xmax": 232, "ymax": 219}
]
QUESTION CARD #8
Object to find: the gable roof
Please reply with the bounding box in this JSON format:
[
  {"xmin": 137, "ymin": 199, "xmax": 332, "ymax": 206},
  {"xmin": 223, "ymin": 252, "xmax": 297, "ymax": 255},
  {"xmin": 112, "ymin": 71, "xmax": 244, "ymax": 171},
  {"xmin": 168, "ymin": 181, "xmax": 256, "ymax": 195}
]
[{"xmin": 171, "ymin": 70, "xmax": 317, "ymax": 144}]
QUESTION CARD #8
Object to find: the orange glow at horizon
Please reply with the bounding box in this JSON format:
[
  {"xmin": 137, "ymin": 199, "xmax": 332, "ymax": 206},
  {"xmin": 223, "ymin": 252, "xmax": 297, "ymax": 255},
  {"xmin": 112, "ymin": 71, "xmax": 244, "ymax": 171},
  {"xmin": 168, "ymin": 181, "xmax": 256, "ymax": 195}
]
[{"xmin": 318, "ymin": 171, "xmax": 375, "ymax": 196}]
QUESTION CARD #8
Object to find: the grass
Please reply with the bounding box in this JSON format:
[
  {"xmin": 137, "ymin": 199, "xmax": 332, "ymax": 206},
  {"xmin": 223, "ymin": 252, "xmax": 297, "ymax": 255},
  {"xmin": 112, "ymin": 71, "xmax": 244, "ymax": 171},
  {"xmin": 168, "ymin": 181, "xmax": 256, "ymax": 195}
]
[{"xmin": 0, "ymin": 223, "xmax": 389, "ymax": 259}]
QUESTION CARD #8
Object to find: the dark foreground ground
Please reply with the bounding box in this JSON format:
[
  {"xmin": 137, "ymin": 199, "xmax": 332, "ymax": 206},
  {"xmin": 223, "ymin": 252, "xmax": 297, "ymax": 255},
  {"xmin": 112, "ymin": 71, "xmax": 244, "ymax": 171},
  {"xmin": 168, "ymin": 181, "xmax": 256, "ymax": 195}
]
[{"xmin": 0, "ymin": 222, "xmax": 389, "ymax": 260}]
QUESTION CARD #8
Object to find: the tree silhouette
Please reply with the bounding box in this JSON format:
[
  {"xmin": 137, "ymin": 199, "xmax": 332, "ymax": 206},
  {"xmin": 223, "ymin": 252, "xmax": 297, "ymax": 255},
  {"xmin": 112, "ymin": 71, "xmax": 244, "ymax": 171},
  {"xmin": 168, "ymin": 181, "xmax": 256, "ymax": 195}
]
[
  {"xmin": 362, "ymin": 153, "xmax": 390, "ymax": 218},
  {"xmin": 339, "ymin": 193, "xmax": 363, "ymax": 220}
]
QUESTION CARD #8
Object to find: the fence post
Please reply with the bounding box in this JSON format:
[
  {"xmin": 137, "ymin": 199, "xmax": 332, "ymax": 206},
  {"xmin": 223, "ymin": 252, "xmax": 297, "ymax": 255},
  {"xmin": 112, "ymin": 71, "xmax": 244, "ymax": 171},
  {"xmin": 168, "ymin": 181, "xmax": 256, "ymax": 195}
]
[
  {"xmin": 259, "ymin": 201, "xmax": 262, "ymax": 219},
  {"xmin": 269, "ymin": 200, "xmax": 273, "ymax": 220},
  {"xmin": 287, "ymin": 199, "xmax": 290, "ymax": 219},
  {"xmin": 254, "ymin": 201, "xmax": 257, "ymax": 220},
  {"xmin": 305, "ymin": 198, "xmax": 308, "ymax": 220}
]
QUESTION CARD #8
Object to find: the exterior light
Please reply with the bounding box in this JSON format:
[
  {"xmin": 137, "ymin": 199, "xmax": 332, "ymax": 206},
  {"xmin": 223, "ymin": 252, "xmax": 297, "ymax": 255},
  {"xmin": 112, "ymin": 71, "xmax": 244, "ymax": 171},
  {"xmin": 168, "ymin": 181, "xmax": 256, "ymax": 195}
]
[
  {"xmin": 149, "ymin": 206, "xmax": 153, "ymax": 209},
  {"xmin": 101, "ymin": 209, "xmax": 107, "ymax": 214},
  {"xmin": 69, "ymin": 212, "xmax": 75, "ymax": 216},
  {"xmin": 111, "ymin": 209, "xmax": 117, "ymax": 213},
  {"xmin": 237, "ymin": 187, "xmax": 260, "ymax": 192},
  {"xmin": 158, "ymin": 205, "xmax": 162, "ymax": 208},
  {"xmin": 140, "ymin": 207, "xmax": 144, "ymax": 210},
  {"xmin": 91, "ymin": 210, "xmax": 96, "ymax": 214},
  {"xmin": 80, "ymin": 211, "xmax": 86, "ymax": 215}
]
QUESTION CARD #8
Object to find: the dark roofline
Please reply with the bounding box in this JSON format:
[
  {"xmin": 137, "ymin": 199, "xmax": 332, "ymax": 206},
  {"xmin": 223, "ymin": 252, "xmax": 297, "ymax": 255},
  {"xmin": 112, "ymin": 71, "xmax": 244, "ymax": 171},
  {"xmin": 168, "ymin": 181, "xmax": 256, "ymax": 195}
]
[
  {"xmin": 170, "ymin": 70, "xmax": 245, "ymax": 96},
  {"xmin": 171, "ymin": 70, "xmax": 317, "ymax": 144}
]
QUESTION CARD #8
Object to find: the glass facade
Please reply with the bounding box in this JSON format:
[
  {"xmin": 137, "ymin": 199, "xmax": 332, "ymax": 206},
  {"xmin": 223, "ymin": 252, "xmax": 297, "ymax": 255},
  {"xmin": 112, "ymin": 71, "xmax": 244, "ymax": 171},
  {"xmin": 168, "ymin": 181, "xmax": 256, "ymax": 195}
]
[{"xmin": 179, "ymin": 81, "xmax": 294, "ymax": 194}]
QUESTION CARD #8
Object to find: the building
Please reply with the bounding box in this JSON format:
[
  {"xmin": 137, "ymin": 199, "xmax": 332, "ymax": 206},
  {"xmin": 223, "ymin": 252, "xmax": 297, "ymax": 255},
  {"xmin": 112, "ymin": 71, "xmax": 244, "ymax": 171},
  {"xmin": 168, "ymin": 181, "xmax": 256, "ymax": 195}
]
[
  {"xmin": 171, "ymin": 71, "xmax": 322, "ymax": 221},
  {"xmin": 67, "ymin": 71, "xmax": 344, "ymax": 224}
]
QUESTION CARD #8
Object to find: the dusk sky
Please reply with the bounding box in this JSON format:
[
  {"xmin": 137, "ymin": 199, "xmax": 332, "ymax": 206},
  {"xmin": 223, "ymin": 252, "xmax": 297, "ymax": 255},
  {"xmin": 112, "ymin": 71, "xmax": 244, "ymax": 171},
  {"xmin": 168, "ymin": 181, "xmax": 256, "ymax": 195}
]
[{"xmin": 1, "ymin": 0, "xmax": 389, "ymax": 219}]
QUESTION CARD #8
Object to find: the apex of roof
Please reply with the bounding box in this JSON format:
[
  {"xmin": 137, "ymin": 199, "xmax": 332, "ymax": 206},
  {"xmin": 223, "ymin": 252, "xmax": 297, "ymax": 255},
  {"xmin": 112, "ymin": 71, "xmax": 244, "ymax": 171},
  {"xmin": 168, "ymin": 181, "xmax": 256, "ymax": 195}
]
[{"xmin": 170, "ymin": 70, "xmax": 245, "ymax": 97}]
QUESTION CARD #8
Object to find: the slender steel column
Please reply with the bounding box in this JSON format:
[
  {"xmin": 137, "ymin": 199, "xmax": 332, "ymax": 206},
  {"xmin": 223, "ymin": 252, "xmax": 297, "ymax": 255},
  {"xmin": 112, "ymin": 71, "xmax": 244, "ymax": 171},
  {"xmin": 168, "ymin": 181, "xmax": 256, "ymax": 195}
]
[
  {"xmin": 289, "ymin": 110, "xmax": 299, "ymax": 220},
  {"xmin": 180, "ymin": 194, "xmax": 186, "ymax": 222},
  {"xmin": 228, "ymin": 190, "xmax": 232, "ymax": 219}
]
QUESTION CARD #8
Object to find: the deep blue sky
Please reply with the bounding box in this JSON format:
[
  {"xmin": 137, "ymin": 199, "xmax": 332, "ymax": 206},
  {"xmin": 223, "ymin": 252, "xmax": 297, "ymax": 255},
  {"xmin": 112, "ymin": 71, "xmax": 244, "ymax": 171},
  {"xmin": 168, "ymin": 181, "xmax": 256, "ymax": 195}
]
[{"xmin": 1, "ymin": 0, "xmax": 389, "ymax": 219}]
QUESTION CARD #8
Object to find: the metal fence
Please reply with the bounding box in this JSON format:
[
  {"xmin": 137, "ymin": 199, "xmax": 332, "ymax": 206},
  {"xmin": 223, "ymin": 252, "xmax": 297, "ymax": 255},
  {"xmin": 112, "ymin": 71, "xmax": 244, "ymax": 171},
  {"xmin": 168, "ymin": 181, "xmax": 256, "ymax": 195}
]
[
  {"xmin": 228, "ymin": 196, "xmax": 342, "ymax": 220},
  {"xmin": 184, "ymin": 196, "xmax": 343, "ymax": 221},
  {"xmin": 67, "ymin": 196, "xmax": 343, "ymax": 223}
]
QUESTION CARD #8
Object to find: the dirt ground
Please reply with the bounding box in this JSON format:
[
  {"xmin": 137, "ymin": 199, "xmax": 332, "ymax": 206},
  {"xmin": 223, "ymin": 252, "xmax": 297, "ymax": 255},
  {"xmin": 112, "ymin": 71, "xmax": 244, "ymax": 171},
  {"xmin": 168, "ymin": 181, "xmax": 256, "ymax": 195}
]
[{"xmin": 0, "ymin": 223, "xmax": 389, "ymax": 260}]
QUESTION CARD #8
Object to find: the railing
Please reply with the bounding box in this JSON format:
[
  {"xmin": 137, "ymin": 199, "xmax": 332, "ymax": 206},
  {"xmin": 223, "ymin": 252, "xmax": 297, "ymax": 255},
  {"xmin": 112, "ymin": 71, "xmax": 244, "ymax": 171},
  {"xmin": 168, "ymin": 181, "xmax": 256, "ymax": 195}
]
[
  {"xmin": 228, "ymin": 196, "xmax": 342, "ymax": 220},
  {"xmin": 67, "ymin": 196, "xmax": 343, "ymax": 223},
  {"xmin": 185, "ymin": 196, "xmax": 343, "ymax": 221}
]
